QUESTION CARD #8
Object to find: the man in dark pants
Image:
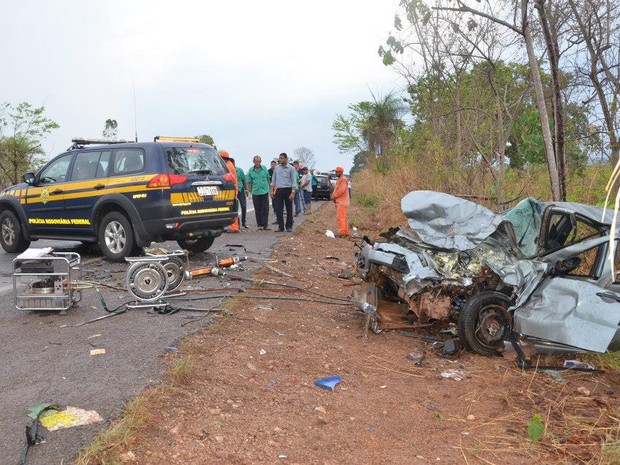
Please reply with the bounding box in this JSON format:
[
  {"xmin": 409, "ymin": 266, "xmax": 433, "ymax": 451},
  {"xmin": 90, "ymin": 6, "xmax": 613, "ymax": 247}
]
[
  {"xmin": 246, "ymin": 155, "xmax": 271, "ymax": 230},
  {"xmin": 235, "ymin": 163, "xmax": 248, "ymax": 228},
  {"xmin": 268, "ymin": 159, "xmax": 278, "ymax": 223},
  {"xmin": 270, "ymin": 152, "xmax": 297, "ymax": 232}
]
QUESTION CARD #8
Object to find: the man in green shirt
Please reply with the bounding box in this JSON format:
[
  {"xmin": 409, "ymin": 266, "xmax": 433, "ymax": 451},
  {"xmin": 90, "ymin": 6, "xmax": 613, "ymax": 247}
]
[
  {"xmin": 235, "ymin": 164, "xmax": 248, "ymax": 228},
  {"xmin": 246, "ymin": 155, "xmax": 271, "ymax": 230}
]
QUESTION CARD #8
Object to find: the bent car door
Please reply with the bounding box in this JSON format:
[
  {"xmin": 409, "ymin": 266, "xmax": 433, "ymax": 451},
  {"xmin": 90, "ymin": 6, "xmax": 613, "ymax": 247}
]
[{"xmin": 513, "ymin": 236, "xmax": 620, "ymax": 352}]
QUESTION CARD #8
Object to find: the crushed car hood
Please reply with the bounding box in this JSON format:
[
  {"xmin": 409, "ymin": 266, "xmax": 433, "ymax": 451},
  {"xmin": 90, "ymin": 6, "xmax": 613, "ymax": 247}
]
[{"xmin": 401, "ymin": 191, "xmax": 505, "ymax": 251}]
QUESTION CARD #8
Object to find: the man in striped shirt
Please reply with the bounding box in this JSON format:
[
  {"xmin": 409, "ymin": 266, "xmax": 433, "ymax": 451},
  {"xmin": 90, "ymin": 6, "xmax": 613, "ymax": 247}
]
[{"xmin": 270, "ymin": 152, "xmax": 297, "ymax": 232}]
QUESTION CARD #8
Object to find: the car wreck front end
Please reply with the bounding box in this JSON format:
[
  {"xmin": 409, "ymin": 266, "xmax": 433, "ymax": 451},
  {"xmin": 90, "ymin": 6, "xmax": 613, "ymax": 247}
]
[{"xmin": 356, "ymin": 191, "xmax": 620, "ymax": 358}]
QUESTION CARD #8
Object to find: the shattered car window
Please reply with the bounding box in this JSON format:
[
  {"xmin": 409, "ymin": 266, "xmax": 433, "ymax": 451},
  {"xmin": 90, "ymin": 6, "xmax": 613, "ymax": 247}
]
[
  {"xmin": 542, "ymin": 213, "xmax": 602, "ymax": 253},
  {"xmin": 502, "ymin": 198, "xmax": 542, "ymax": 257}
]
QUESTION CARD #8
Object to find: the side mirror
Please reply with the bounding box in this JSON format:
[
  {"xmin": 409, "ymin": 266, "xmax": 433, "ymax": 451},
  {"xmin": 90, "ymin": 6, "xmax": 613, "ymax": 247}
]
[
  {"xmin": 553, "ymin": 256, "xmax": 582, "ymax": 275},
  {"xmin": 22, "ymin": 173, "xmax": 35, "ymax": 185}
]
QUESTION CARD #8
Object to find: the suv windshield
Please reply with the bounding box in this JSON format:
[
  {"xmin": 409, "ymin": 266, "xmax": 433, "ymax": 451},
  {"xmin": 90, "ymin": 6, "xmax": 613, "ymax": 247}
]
[{"xmin": 166, "ymin": 147, "xmax": 227, "ymax": 175}]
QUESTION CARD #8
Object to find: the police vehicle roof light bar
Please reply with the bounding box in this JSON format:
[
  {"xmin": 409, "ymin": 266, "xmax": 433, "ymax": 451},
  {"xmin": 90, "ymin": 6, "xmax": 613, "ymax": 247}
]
[
  {"xmin": 69, "ymin": 138, "xmax": 135, "ymax": 150},
  {"xmin": 154, "ymin": 136, "xmax": 201, "ymax": 143}
]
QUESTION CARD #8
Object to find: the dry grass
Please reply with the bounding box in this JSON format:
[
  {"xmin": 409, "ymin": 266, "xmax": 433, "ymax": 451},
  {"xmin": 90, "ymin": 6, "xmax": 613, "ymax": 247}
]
[
  {"xmin": 351, "ymin": 157, "xmax": 613, "ymax": 224},
  {"xmin": 75, "ymin": 392, "xmax": 156, "ymax": 465},
  {"xmin": 452, "ymin": 360, "xmax": 620, "ymax": 465}
]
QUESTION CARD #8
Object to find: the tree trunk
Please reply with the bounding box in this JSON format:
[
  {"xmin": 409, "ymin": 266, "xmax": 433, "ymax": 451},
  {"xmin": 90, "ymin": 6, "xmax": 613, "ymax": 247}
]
[
  {"xmin": 535, "ymin": 0, "xmax": 566, "ymax": 200},
  {"xmin": 522, "ymin": 0, "xmax": 562, "ymax": 200}
]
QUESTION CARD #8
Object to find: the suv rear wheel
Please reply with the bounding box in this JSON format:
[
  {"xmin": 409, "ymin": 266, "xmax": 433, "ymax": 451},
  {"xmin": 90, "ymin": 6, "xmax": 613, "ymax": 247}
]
[
  {"xmin": 0, "ymin": 210, "xmax": 31, "ymax": 253},
  {"xmin": 98, "ymin": 211, "xmax": 137, "ymax": 262},
  {"xmin": 177, "ymin": 236, "xmax": 215, "ymax": 253}
]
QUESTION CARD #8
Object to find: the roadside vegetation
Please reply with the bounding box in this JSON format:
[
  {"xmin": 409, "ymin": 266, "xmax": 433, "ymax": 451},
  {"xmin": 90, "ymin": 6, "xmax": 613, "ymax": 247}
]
[{"xmin": 335, "ymin": 0, "xmax": 620, "ymax": 215}]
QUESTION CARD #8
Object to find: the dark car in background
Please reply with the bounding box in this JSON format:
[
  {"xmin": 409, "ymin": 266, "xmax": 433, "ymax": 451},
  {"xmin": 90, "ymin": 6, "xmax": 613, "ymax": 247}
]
[
  {"xmin": 0, "ymin": 137, "xmax": 238, "ymax": 261},
  {"xmin": 313, "ymin": 174, "xmax": 332, "ymax": 200}
]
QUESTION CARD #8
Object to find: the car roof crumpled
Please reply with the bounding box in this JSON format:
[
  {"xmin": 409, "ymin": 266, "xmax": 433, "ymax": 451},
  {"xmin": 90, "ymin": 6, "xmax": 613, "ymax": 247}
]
[{"xmin": 401, "ymin": 191, "xmax": 505, "ymax": 251}]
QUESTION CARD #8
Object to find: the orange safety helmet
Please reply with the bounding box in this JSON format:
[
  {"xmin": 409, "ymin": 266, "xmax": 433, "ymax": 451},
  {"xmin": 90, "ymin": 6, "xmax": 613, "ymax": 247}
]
[
  {"xmin": 334, "ymin": 166, "xmax": 344, "ymax": 173},
  {"xmin": 219, "ymin": 150, "xmax": 230, "ymax": 159}
]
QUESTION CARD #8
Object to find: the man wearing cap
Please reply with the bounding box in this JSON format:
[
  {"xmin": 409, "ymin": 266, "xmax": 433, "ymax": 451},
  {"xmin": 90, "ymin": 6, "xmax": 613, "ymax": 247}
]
[
  {"xmin": 330, "ymin": 167, "xmax": 350, "ymax": 238},
  {"xmin": 271, "ymin": 152, "xmax": 297, "ymax": 232},
  {"xmin": 219, "ymin": 150, "xmax": 240, "ymax": 233}
]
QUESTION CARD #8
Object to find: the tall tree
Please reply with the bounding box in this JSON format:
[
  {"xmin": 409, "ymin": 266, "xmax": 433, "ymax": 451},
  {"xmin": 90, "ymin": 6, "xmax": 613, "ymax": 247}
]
[
  {"xmin": 293, "ymin": 147, "xmax": 316, "ymax": 168},
  {"xmin": 196, "ymin": 134, "xmax": 215, "ymax": 147},
  {"xmin": 567, "ymin": 0, "xmax": 620, "ymax": 165},
  {"xmin": 333, "ymin": 91, "xmax": 406, "ymax": 157},
  {"xmin": 0, "ymin": 102, "xmax": 59, "ymax": 187},
  {"xmin": 102, "ymin": 118, "xmax": 118, "ymax": 139}
]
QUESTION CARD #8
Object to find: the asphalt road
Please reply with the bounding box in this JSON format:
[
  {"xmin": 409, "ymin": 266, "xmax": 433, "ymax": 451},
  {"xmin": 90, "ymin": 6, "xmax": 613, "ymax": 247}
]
[{"xmin": 0, "ymin": 200, "xmax": 322, "ymax": 465}]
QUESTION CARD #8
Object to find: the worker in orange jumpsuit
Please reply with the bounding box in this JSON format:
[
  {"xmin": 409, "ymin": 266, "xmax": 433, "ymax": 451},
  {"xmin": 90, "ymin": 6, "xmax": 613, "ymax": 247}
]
[
  {"xmin": 219, "ymin": 150, "xmax": 240, "ymax": 232},
  {"xmin": 331, "ymin": 166, "xmax": 350, "ymax": 238}
]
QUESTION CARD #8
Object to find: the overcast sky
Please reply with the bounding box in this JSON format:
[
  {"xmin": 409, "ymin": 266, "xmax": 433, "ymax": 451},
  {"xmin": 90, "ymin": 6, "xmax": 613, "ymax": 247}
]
[{"xmin": 2, "ymin": 0, "xmax": 402, "ymax": 173}]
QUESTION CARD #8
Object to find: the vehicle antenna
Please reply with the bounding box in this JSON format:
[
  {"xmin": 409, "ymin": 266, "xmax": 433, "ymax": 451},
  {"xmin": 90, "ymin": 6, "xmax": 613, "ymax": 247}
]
[{"xmin": 133, "ymin": 81, "xmax": 138, "ymax": 142}]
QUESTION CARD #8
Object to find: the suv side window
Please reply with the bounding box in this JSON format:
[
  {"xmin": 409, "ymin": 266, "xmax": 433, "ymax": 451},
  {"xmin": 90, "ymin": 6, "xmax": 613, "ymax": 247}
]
[
  {"xmin": 113, "ymin": 149, "xmax": 145, "ymax": 175},
  {"xmin": 71, "ymin": 151, "xmax": 111, "ymax": 181},
  {"xmin": 97, "ymin": 151, "xmax": 111, "ymax": 177},
  {"xmin": 39, "ymin": 153, "xmax": 72, "ymax": 184}
]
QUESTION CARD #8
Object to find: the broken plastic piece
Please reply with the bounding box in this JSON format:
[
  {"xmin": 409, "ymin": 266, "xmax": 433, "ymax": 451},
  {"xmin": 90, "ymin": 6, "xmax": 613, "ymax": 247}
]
[
  {"xmin": 39, "ymin": 406, "xmax": 104, "ymax": 431},
  {"xmin": 563, "ymin": 360, "xmax": 596, "ymax": 370},
  {"xmin": 314, "ymin": 375, "xmax": 343, "ymax": 391}
]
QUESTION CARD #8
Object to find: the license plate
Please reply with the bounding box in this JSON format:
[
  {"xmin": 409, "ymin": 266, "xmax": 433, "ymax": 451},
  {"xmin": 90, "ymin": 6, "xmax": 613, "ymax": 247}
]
[{"xmin": 197, "ymin": 186, "xmax": 218, "ymax": 196}]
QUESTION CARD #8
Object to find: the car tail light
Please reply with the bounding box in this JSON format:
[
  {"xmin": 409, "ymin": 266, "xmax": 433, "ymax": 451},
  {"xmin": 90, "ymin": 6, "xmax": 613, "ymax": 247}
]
[
  {"xmin": 222, "ymin": 173, "xmax": 234, "ymax": 183},
  {"xmin": 147, "ymin": 174, "xmax": 187, "ymax": 188}
]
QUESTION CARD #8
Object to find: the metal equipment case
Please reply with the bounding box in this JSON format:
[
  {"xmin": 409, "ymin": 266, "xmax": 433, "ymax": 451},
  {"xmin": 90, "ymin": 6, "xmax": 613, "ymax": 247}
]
[{"xmin": 12, "ymin": 248, "xmax": 81, "ymax": 312}]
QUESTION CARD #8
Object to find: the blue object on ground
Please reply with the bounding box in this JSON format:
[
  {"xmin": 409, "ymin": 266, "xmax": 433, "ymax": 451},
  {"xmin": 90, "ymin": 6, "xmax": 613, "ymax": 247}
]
[{"xmin": 314, "ymin": 375, "xmax": 343, "ymax": 391}]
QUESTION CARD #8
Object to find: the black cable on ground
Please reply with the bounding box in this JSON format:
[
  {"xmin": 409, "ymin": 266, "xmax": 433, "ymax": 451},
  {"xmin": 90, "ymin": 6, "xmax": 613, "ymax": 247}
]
[
  {"xmin": 164, "ymin": 292, "xmax": 352, "ymax": 306},
  {"xmin": 226, "ymin": 273, "xmax": 352, "ymax": 303},
  {"xmin": 19, "ymin": 405, "xmax": 60, "ymax": 465}
]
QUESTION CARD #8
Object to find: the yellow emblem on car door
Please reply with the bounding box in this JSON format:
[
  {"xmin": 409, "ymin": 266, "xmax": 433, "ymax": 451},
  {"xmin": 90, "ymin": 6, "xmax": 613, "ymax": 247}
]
[{"xmin": 41, "ymin": 188, "xmax": 49, "ymax": 204}]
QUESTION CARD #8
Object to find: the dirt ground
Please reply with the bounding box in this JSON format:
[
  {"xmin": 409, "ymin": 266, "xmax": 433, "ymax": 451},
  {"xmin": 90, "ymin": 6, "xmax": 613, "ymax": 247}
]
[{"xmin": 96, "ymin": 204, "xmax": 620, "ymax": 465}]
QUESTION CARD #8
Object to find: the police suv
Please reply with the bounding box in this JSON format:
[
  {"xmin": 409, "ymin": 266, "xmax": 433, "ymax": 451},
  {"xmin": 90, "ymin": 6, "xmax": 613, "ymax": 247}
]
[{"xmin": 0, "ymin": 137, "xmax": 238, "ymax": 261}]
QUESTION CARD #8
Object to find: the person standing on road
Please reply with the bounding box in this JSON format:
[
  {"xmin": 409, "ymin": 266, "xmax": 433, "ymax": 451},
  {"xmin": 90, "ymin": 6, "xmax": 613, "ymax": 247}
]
[
  {"xmin": 300, "ymin": 166, "xmax": 313, "ymax": 214},
  {"xmin": 311, "ymin": 169, "xmax": 318, "ymax": 199},
  {"xmin": 331, "ymin": 166, "xmax": 350, "ymax": 238},
  {"xmin": 271, "ymin": 152, "xmax": 297, "ymax": 232},
  {"xmin": 268, "ymin": 159, "xmax": 278, "ymax": 222},
  {"xmin": 236, "ymin": 164, "xmax": 248, "ymax": 228},
  {"xmin": 247, "ymin": 155, "xmax": 271, "ymax": 230},
  {"xmin": 220, "ymin": 150, "xmax": 240, "ymax": 233},
  {"xmin": 292, "ymin": 160, "xmax": 305, "ymax": 216},
  {"xmin": 268, "ymin": 159, "xmax": 277, "ymax": 181}
]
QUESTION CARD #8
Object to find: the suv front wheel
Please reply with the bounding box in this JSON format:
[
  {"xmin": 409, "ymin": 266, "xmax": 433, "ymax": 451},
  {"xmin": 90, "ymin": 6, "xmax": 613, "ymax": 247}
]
[
  {"xmin": 98, "ymin": 211, "xmax": 138, "ymax": 262},
  {"xmin": 0, "ymin": 210, "xmax": 31, "ymax": 253}
]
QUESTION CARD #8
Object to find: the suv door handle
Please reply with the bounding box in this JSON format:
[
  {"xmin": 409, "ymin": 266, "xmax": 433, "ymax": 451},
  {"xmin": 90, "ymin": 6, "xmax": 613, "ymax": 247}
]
[
  {"xmin": 93, "ymin": 184, "xmax": 105, "ymax": 190},
  {"xmin": 51, "ymin": 189, "xmax": 63, "ymax": 194}
]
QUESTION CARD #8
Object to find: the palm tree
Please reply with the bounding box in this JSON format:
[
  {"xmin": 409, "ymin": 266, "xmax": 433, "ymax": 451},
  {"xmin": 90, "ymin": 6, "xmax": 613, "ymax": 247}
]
[{"xmin": 360, "ymin": 91, "xmax": 407, "ymax": 157}]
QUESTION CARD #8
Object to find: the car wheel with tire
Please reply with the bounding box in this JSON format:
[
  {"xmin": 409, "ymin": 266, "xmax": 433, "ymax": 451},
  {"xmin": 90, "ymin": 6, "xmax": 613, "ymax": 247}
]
[
  {"xmin": 0, "ymin": 210, "xmax": 31, "ymax": 253},
  {"xmin": 98, "ymin": 211, "xmax": 136, "ymax": 262},
  {"xmin": 177, "ymin": 236, "xmax": 215, "ymax": 253},
  {"xmin": 458, "ymin": 291, "xmax": 513, "ymax": 356}
]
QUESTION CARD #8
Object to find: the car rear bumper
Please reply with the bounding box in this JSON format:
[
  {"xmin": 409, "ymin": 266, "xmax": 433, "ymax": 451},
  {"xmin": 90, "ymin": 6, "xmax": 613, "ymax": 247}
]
[{"xmin": 138, "ymin": 211, "xmax": 237, "ymax": 243}]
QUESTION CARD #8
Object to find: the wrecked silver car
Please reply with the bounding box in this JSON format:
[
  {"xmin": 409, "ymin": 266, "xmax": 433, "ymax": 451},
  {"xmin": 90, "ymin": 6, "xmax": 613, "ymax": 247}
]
[{"xmin": 357, "ymin": 191, "xmax": 620, "ymax": 357}]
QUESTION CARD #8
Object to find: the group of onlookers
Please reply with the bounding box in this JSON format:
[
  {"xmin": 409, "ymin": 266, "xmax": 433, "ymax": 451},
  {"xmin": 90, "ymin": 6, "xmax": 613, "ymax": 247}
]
[{"xmin": 219, "ymin": 150, "xmax": 349, "ymax": 237}]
